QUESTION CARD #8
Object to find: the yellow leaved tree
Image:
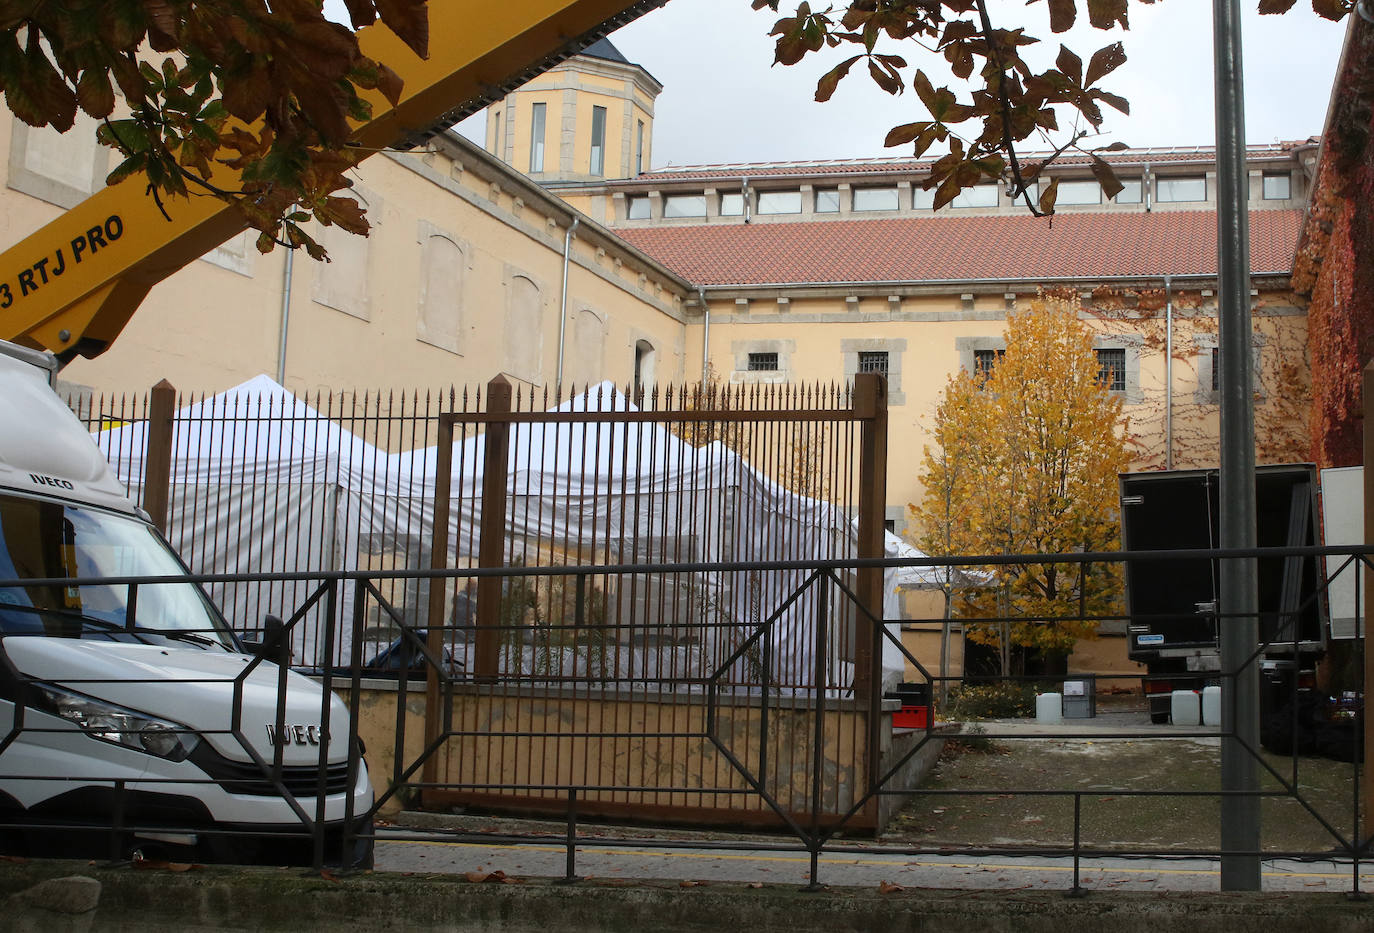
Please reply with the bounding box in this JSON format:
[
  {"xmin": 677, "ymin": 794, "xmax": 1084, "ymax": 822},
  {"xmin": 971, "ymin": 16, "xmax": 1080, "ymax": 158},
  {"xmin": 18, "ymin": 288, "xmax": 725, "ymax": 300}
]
[{"xmin": 911, "ymin": 294, "xmax": 1130, "ymax": 675}]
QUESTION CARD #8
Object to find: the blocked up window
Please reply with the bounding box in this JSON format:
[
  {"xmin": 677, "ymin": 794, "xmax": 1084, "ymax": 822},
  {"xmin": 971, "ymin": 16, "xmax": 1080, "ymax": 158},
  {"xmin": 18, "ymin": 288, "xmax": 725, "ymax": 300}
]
[
  {"xmin": 747, "ymin": 352, "xmax": 779, "ymax": 371},
  {"xmin": 852, "ymin": 187, "xmax": 899, "ymax": 212},
  {"xmin": 1053, "ymin": 180, "xmax": 1102, "ymax": 205},
  {"xmin": 756, "ymin": 191, "xmax": 801, "ymax": 214},
  {"xmin": 1096, "ymin": 348, "xmax": 1127, "ymax": 391},
  {"xmin": 857, "ymin": 351, "xmax": 889, "ymax": 375},
  {"xmin": 663, "ymin": 194, "xmax": 706, "ymax": 218},
  {"xmin": 950, "ymin": 185, "xmax": 999, "ymax": 208},
  {"xmin": 1262, "ymin": 173, "xmax": 1291, "ymax": 200},
  {"xmin": 1156, "ymin": 176, "xmax": 1206, "ymax": 202}
]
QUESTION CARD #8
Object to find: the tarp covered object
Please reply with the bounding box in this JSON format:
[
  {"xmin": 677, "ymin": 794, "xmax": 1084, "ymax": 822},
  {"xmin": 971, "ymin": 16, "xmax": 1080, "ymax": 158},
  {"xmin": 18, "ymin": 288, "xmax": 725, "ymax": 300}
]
[{"xmin": 96, "ymin": 377, "xmax": 933, "ymax": 691}]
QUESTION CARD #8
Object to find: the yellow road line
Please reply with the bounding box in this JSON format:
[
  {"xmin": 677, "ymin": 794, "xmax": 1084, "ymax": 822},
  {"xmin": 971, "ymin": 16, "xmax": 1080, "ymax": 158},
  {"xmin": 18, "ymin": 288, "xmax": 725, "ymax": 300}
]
[{"xmin": 380, "ymin": 839, "xmax": 1351, "ymax": 880}]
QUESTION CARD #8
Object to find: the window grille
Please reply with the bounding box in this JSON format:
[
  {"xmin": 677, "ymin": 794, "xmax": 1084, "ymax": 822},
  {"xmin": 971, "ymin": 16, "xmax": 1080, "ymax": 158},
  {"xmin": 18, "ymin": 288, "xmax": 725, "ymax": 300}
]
[
  {"xmin": 973, "ymin": 349, "xmax": 1003, "ymax": 380},
  {"xmin": 1097, "ymin": 348, "xmax": 1126, "ymax": 391},
  {"xmin": 747, "ymin": 352, "xmax": 779, "ymax": 372},
  {"xmin": 856, "ymin": 351, "xmax": 888, "ymax": 375}
]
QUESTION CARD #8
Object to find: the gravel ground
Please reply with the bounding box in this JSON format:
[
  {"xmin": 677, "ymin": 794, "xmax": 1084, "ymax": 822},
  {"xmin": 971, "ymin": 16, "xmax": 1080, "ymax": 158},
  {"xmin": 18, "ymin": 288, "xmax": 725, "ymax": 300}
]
[{"xmin": 882, "ymin": 705, "xmax": 1360, "ymax": 854}]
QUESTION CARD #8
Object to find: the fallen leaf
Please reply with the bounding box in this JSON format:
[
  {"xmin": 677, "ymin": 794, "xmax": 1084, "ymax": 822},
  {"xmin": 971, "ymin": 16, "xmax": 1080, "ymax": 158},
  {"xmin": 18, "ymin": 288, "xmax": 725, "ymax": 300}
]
[
  {"xmin": 747, "ymin": 882, "xmax": 763, "ymax": 889},
  {"xmin": 879, "ymin": 880, "xmax": 904, "ymax": 893}
]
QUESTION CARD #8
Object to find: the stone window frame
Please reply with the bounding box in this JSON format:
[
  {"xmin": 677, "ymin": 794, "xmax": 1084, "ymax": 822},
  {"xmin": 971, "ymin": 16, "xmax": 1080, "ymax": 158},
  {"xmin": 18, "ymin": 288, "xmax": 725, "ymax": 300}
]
[
  {"xmin": 842, "ymin": 337, "xmax": 906, "ymax": 406},
  {"xmin": 955, "ymin": 336, "xmax": 1006, "ymax": 379},
  {"xmin": 7, "ymin": 118, "xmax": 108, "ymax": 209},
  {"xmin": 1091, "ymin": 334, "xmax": 1144, "ymax": 404},
  {"xmin": 730, "ymin": 338, "xmax": 794, "ymax": 384},
  {"xmin": 1192, "ymin": 332, "xmax": 1266, "ymax": 405},
  {"xmin": 414, "ymin": 220, "xmax": 472, "ymax": 355}
]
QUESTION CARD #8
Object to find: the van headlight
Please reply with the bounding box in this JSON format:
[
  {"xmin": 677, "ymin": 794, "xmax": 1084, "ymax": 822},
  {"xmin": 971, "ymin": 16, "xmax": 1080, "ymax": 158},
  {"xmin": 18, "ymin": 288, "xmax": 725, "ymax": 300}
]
[{"xmin": 35, "ymin": 684, "xmax": 199, "ymax": 762}]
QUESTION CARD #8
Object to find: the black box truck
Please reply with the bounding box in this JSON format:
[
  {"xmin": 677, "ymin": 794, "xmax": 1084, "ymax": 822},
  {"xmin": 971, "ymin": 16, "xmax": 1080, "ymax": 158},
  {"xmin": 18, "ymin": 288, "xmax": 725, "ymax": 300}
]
[{"xmin": 1119, "ymin": 464, "xmax": 1327, "ymax": 727}]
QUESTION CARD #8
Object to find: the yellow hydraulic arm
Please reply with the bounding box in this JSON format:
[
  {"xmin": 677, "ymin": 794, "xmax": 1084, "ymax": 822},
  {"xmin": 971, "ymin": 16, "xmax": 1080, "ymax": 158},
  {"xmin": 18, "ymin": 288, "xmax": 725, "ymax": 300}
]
[{"xmin": 0, "ymin": 0, "xmax": 661, "ymax": 360}]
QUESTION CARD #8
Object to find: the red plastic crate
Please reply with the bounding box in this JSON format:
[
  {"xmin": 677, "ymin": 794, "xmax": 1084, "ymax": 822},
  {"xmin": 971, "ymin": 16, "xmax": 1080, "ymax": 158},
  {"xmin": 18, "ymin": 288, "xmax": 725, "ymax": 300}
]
[{"xmin": 892, "ymin": 705, "xmax": 928, "ymax": 729}]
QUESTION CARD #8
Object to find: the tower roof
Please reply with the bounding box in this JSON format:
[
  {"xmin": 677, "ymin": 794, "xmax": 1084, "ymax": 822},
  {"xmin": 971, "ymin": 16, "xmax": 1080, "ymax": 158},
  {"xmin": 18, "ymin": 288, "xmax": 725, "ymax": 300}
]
[{"xmin": 580, "ymin": 37, "xmax": 630, "ymax": 64}]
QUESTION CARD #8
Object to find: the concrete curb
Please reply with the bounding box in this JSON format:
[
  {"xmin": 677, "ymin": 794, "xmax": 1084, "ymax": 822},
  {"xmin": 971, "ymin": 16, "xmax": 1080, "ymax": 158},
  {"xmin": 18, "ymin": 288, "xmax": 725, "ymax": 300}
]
[{"xmin": 0, "ymin": 860, "xmax": 1370, "ymax": 933}]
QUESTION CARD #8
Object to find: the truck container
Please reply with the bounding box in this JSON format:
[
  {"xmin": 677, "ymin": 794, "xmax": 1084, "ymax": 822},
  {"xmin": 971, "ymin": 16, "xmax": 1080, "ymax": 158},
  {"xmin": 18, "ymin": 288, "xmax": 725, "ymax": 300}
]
[{"xmin": 1119, "ymin": 464, "xmax": 1327, "ymax": 726}]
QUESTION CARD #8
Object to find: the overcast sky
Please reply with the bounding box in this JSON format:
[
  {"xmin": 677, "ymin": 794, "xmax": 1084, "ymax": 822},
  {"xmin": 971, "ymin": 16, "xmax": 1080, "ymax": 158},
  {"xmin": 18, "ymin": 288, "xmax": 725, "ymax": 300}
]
[{"xmin": 458, "ymin": 1, "xmax": 1349, "ymax": 169}]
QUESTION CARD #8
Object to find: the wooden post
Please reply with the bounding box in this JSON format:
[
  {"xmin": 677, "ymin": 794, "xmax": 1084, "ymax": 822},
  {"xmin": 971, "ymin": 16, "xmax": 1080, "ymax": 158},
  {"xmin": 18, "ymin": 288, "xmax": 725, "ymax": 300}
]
[
  {"xmin": 475, "ymin": 376, "xmax": 513, "ymax": 679},
  {"xmin": 421, "ymin": 413, "xmax": 454, "ymax": 791},
  {"xmin": 142, "ymin": 380, "xmax": 176, "ymax": 533},
  {"xmin": 1362, "ymin": 362, "xmax": 1374, "ymax": 842},
  {"xmin": 853, "ymin": 372, "xmax": 888, "ymax": 703},
  {"xmin": 854, "ymin": 372, "xmax": 888, "ymax": 827}
]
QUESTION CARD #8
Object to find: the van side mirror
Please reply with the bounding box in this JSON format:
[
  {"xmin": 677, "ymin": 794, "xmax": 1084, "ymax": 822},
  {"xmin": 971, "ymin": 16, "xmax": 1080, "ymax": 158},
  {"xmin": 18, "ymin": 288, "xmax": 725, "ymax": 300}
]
[{"xmin": 242, "ymin": 615, "xmax": 290, "ymax": 666}]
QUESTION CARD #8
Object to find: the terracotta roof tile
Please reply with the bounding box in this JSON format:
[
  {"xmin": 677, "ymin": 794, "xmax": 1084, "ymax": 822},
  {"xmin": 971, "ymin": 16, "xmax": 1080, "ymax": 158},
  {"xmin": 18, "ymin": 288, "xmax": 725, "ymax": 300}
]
[{"xmin": 616, "ymin": 210, "xmax": 1302, "ymax": 286}]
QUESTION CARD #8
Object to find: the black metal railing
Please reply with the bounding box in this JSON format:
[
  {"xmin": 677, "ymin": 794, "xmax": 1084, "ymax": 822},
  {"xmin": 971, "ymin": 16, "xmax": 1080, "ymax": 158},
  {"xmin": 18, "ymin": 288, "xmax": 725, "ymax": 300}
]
[{"xmin": 0, "ymin": 543, "xmax": 1366, "ymax": 892}]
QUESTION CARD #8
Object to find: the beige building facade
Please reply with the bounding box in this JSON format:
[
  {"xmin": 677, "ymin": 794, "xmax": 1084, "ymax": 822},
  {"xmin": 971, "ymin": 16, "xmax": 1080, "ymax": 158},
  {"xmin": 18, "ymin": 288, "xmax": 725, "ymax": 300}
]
[{"xmin": 0, "ymin": 39, "xmax": 1320, "ymax": 685}]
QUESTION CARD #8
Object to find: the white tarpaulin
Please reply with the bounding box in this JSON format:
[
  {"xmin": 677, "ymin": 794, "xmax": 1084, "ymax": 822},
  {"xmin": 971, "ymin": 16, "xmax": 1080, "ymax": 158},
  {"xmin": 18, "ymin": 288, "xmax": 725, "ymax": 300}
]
[{"xmin": 97, "ymin": 378, "xmax": 935, "ymax": 691}]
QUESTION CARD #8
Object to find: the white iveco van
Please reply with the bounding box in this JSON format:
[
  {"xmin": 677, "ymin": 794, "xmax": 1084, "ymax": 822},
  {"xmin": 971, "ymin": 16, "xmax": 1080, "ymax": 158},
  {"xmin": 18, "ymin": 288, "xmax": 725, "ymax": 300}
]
[{"xmin": 0, "ymin": 340, "xmax": 372, "ymax": 865}]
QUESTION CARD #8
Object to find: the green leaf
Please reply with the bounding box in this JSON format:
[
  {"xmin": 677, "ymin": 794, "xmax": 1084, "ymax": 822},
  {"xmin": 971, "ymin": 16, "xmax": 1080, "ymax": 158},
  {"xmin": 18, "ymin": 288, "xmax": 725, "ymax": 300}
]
[
  {"xmin": 96, "ymin": 118, "xmax": 149, "ymax": 152},
  {"xmin": 106, "ymin": 152, "xmax": 147, "ymax": 185}
]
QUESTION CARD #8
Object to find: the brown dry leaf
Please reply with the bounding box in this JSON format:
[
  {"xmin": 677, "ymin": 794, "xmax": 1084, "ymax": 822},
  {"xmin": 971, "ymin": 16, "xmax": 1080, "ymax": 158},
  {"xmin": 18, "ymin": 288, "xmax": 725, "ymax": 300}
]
[
  {"xmin": 879, "ymin": 880, "xmax": 904, "ymax": 894},
  {"xmin": 679, "ymin": 880, "xmax": 698, "ymax": 888},
  {"xmin": 746, "ymin": 882, "xmax": 763, "ymax": 889},
  {"xmin": 319, "ymin": 869, "xmax": 340, "ymax": 882}
]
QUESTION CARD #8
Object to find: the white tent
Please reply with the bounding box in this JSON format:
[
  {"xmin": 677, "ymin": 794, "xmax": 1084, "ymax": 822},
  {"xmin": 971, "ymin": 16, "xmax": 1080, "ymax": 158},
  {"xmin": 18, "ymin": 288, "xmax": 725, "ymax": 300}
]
[{"xmin": 97, "ymin": 378, "xmax": 927, "ymax": 691}]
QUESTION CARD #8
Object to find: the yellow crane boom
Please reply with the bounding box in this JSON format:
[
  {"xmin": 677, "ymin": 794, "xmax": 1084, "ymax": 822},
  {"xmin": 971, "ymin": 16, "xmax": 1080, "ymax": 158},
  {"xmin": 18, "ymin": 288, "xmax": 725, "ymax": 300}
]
[{"xmin": 0, "ymin": 0, "xmax": 660, "ymax": 360}]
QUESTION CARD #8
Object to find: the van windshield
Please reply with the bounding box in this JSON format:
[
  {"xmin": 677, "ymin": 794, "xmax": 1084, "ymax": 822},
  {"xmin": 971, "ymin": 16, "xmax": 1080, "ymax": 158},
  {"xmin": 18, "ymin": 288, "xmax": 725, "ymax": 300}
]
[{"xmin": 0, "ymin": 493, "xmax": 234, "ymax": 648}]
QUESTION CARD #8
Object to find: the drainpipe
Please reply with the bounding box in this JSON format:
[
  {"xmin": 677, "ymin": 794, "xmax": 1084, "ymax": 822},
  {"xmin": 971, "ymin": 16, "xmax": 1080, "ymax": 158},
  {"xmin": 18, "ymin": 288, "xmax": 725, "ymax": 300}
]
[
  {"xmin": 555, "ymin": 217, "xmax": 580, "ymax": 390},
  {"xmin": 742, "ymin": 177, "xmax": 751, "ymax": 224},
  {"xmin": 1143, "ymin": 163, "xmax": 1153, "ymax": 213},
  {"xmin": 276, "ymin": 249, "xmax": 294, "ymax": 384},
  {"xmin": 698, "ymin": 287, "xmax": 710, "ymax": 386},
  {"xmin": 1164, "ymin": 275, "xmax": 1174, "ymax": 469}
]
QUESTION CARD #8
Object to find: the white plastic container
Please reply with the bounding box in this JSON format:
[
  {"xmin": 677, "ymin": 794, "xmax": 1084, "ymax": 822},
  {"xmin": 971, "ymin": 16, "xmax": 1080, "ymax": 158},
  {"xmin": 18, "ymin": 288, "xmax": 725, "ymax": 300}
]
[
  {"xmin": 1036, "ymin": 692, "xmax": 1063, "ymax": 724},
  {"xmin": 1171, "ymin": 689, "xmax": 1201, "ymax": 726},
  {"xmin": 1201, "ymin": 685, "xmax": 1222, "ymax": 726}
]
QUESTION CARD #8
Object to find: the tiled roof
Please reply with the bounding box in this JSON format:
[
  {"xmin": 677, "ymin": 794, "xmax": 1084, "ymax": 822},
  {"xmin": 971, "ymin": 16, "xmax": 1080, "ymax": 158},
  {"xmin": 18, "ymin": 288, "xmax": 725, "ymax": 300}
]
[
  {"xmin": 616, "ymin": 210, "xmax": 1303, "ymax": 286},
  {"xmin": 626, "ymin": 142, "xmax": 1313, "ymax": 184}
]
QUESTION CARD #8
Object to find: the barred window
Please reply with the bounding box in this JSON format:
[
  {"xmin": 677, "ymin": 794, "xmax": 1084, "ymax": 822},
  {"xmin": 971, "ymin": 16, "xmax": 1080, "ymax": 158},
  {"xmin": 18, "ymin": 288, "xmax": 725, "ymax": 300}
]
[
  {"xmin": 857, "ymin": 351, "xmax": 889, "ymax": 375},
  {"xmin": 1097, "ymin": 348, "xmax": 1126, "ymax": 391},
  {"xmin": 747, "ymin": 352, "xmax": 779, "ymax": 372},
  {"xmin": 973, "ymin": 348, "xmax": 1003, "ymax": 380},
  {"xmin": 1211, "ymin": 347, "xmax": 1220, "ymax": 391}
]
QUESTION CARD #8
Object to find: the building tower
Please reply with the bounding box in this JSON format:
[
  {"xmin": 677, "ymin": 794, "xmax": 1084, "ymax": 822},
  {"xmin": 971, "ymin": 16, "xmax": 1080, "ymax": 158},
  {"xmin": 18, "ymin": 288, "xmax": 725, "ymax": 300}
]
[{"xmin": 484, "ymin": 38, "xmax": 661, "ymax": 193}]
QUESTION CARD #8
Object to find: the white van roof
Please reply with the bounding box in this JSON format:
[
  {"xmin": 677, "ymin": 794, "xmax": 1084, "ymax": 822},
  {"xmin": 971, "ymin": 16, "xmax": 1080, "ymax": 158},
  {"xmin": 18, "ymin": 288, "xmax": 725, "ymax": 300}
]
[{"xmin": 0, "ymin": 340, "xmax": 137, "ymax": 515}]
